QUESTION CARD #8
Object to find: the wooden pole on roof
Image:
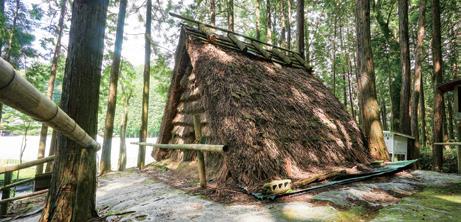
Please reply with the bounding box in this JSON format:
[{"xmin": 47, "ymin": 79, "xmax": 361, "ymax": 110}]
[{"xmin": 0, "ymin": 58, "xmax": 99, "ymax": 150}]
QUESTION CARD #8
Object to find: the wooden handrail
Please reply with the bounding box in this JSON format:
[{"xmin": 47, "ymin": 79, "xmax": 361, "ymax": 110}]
[
  {"xmin": 0, "ymin": 156, "xmax": 55, "ymax": 174},
  {"xmin": 0, "ymin": 189, "xmax": 48, "ymax": 204},
  {"xmin": 0, "ymin": 178, "xmax": 35, "ymax": 191},
  {"xmin": 0, "ymin": 58, "xmax": 99, "ymax": 150}
]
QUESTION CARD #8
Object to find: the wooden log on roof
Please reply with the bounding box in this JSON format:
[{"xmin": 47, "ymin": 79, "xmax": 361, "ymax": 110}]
[
  {"xmin": 293, "ymin": 53, "xmax": 313, "ymax": 71},
  {"xmin": 0, "ymin": 156, "xmax": 55, "ymax": 174},
  {"xmin": 131, "ymin": 142, "xmax": 227, "ymax": 153},
  {"xmin": 250, "ymin": 41, "xmax": 271, "ymax": 59},
  {"xmin": 0, "ymin": 58, "xmax": 99, "ymax": 150},
  {"xmin": 228, "ymin": 33, "xmax": 247, "ymax": 52},
  {"xmin": 272, "ymin": 49, "xmax": 292, "ymax": 65}
]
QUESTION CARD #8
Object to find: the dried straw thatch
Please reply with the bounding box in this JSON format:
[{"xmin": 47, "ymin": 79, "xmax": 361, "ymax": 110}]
[{"xmin": 153, "ymin": 26, "xmax": 371, "ymax": 189}]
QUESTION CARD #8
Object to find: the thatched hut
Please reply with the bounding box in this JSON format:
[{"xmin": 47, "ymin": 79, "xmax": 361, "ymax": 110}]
[{"xmin": 153, "ymin": 24, "xmax": 372, "ymax": 189}]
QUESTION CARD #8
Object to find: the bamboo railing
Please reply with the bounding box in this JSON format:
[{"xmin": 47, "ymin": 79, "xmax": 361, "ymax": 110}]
[
  {"xmin": 0, "ymin": 57, "xmax": 100, "ymax": 215},
  {"xmin": 0, "ymin": 58, "xmax": 99, "ymax": 150}
]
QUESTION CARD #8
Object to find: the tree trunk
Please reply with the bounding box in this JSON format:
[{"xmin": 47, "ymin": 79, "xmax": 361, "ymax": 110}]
[
  {"xmin": 36, "ymin": 0, "xmax": 67, "ymax": 176},
  {"xmin": 420, "ymin": 75, "xmax": 427, "ymax": 146},
  {"xmin": 332, "ymin": 12, "xmax": 337, "ymax": 96},
  {"xmin": 287, "ymin": 0, "xmax": 291, "ymax": 50},
  {"xmin": 5, "ymin": 0, "xmax": 19, "ymax": 62},
  {"xmin": 381, "ymin": 98, "xmax": 388, "ymax": 130},
  {"xmin": 431, "ymin": 0, "xmax": 443, "ymax": 171},
  {"xmin": 139, "ymin": 0, "xmax": 152, "ymax": 169},
  {"xmin": 0, "ymin": 0, "xmax": 4, "ymax": 57},
  {"xmin": 410, "ymin": 0, "xmax": 426, "ymax": 159},
  {"xmin": 296, "ymin": 0, "xmax": 304, "ymax": 58},
  {"xmin": 118, "ymin": 95, "xmax": 130, "ymax": 171},
  {"xmin": 40, "ymin": 0, "xmax": 108, "ymax": 221},
  {"xmin": 227, "ymin": 0, "xmax": 234, "ymax": 31},
  {"xmin": 210, "ymin": 0, "xmax": 216, "ymax": 26},
  {"xmin": 255, "ymin": 0, "xmax": 261, "ymax": 40},
  {"xmin": 347, "ymin": 57, "xmax": 356, "ymax": 118},
  {"xmin": 45, "ymin": 131, "xmax": 57, "ymax": 173},
  {"xmin": 266, "ymin": 0, "xmax": 272, "ymax": 44},
  {"xmin": 279, "ymin": 0, "xmax": 286, "ymax": 47},
  {"xmin": 398, "ymin": 0, "xmax": 411, "ymax": 135},
  {"xmin": 355, "ymin": 0, "xmax": 388, "ymax": 160},
  {"xmin": 100, "ymin": 0, "xmax": 128, "ymax": 175}
]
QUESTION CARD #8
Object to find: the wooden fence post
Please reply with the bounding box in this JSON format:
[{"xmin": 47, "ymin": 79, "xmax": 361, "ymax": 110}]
[
  {"xmin": 0, "ymin": 171, "xmax": 12, "ymax": 216},
  {"xmin": 193, "ymin": 115, "xmax": 206, "ymax": 188}
]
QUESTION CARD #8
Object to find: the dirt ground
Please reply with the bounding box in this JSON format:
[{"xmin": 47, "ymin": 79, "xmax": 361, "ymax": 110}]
[{"xmin": 3, "ymin": 164, "xmax": 461, "ymax": 222}]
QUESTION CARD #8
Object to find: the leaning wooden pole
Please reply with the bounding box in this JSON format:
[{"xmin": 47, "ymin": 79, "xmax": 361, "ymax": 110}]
[{"xmin": 0, "ymin": 58, "xmax": 99, "ymax": 150}]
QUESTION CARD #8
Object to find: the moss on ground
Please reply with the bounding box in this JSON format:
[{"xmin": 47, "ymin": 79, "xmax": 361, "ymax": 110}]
[{"xmin": 372, "ymin": 183, "xmax": 461, "ymax": 222}]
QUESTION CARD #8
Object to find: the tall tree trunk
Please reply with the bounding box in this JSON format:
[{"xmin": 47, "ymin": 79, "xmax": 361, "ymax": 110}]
[
  {"xmin": 431, "ymin": 0, "xmax": 443, "ymax": 171},
  {"xmin": 266, "ymin": 0, "xmax": 272, "ymax": 44},
  {"xmin": 332, "ymin": 12, "xmax": 337, "ymax": 96},
  {"xmin": 296, "ymin": 0, "xmax": 304, "ymax": 58},
  {"xmin": 0, "ymin": 0, "xmax": 5, "ymax": 57},
  {"xmin": 5, "ymin": 0, "xmax": 19, "ymax": 62},
  {"xmin": 398, "ymin": 0, "xmax": 411, "ymax": 135},
  {"xmin": 347, "ymin": 57, "xmax": 356, "ymax": 118},
  {"xmin": 100, "ymin": 0, "xmax": 128, "ymax": 175},
  {"xmin": 210, "ymin": 0, "xmax": 216, "ymax": 26},
  {"xmin": 279, "ymin": 0, "xmax": 286, "ymax": 47},
  {"xmin": 410, "ymin": 0, "xmax": 426, "ymax": 159},
  {"xmin": 227, "ymin": 0, "xmax": 234, "ymax": 31},
  {"xmin": 36, "ymin": 0, "xmax": 67, "ymax": 176},
  {"xmin": 118, "ymin": 94, "xmax": 131, "ymax": 171},
  {"xmin": 139, "ymin": 0, "xmax": 152, "ymax": 169},
  {"xmin": 304, "ymin": 9, "xmax": 310, "ymax": 65},
  {"xmin": 286, "ymin": 0, "xmax": 292, "ymax": 50},
  {"xmin": 420, "ymin": 75, "xmax": 427, "ymax": 145},
  {"xmin": 255, "ymin": 0, "xmax": 261, "ymax": 40},
  {"xmin": 45, "ymin": 131, "xmax": 57, "ymax": 173},
  {"xmin": 40, "ymin": 0, "xmax": 108, "ymax": 221},
  {"xmin": 0, "ymin": 0, "xmax": 5, "ymax": 134},
  {"xmin": 381, "ymin": 99, "xmax": 388, "ymax": 130},
  {"xmin": 356, "ymin": 0, "xmax": 388, "ymax": 160}
]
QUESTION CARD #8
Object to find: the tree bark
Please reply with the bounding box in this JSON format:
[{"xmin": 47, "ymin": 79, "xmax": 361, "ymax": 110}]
[
  {"xmin": 45, "ymin": 131, "xmax": 57, "ymax": 173},
  {"xmin": 356, "ymin": 0, "xmax": 388, "ymax": 160},
  {"xmin": 40, "ymin": 0, "xmax": 108, "ymax": 221},
  {"xmin": 118, "ymin": 94, "xmax": 131, "ymax": 171},
  {"xmin": 410, "ymin": 0, "xmax": 426, "ymax": 159},
  {"xmin": 431, "ymin": 0, "xmax": 443, "ymax": 171},
  {"xmin": 227, "ymin": 0, "xmax": 234, "ymax": 31},
  {"xmin": 266, "ymin": 0, "xmax": 272, "ymax": 44},
  {"xmin": 332, "ymin": 11, "xmax": 337, "ymax": 96},
  {"xmin": 398, "ymin": 0, "xmax": 411, "ymax": 135},
  {"xmin": 296, "ymin": 0, "xmax": 304, "ymax": 58},
  {"xmin": 279, "ymin": 0, "xmax": 286, "ymax": 47},
  {"xmin": 210, "ymin": 0, "xmax": 216, "ymax": 26},
  {"xmin": 255, "ymin": 0, "xmax": 261, "ymax": 40},
  {"xmin": 287, "ymin": 0, "xmax": 292, "ymax": 50},
  {"xmin": 36, "ymin": 0, "xmax": 67, "ymax": 176},
  {"xmin": 347, "ymin": 57, "xmax": 356, "ymax": 118},
  {"xmin": 0, "ymin": 0, "xmax": 5, "ymax": 57},
  {"xmin": 139, "ymin": 0, "xmax": 152, "ymax": 169},
  {"xmin": 5, "ymin": 0, "xmax": 19, "ymax": 62},
  {"xmin": 100, "ymin": 0, "xmax": 128, "ymax": 175}
]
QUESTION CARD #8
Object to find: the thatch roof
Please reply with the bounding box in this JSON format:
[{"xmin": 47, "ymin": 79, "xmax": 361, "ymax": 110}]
[{"xmin": 153, "ymin": 25, "xmax": 372, "ymax": 189}]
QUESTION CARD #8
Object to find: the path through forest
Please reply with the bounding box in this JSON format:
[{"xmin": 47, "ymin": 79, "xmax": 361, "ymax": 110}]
[{"xmin": 11, "ymin": 167, "xmax": 461, "ymax": 221}]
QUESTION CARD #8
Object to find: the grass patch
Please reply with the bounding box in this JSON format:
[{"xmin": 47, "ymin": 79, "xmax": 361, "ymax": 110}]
[{"xmin": 373, "ymin": 183, "xmax": 461, "ymax": 222}]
